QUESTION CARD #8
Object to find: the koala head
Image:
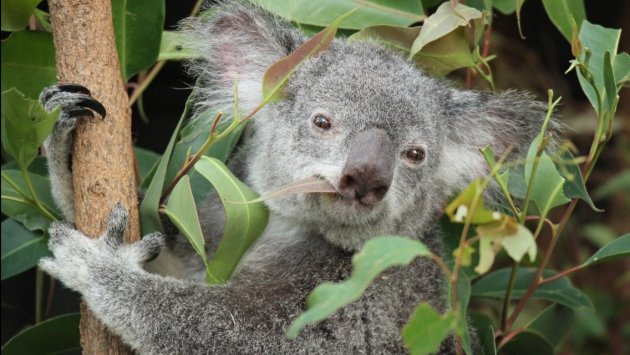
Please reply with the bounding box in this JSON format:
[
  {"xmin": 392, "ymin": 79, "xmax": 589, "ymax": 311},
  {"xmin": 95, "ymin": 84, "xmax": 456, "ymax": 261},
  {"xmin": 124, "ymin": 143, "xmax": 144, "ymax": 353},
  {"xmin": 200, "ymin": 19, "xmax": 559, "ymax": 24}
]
[{"xmin": 183, "ymin": 2, "xmax": 548, "ymax": 251}]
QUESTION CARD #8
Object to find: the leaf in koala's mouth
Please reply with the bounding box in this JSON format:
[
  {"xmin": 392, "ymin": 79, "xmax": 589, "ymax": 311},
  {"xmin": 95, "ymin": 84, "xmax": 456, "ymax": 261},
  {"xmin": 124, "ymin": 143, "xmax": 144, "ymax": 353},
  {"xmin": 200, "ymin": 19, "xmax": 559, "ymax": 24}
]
[{"xmin": 231, "ymin": 177, "xmax": 337, "ymax": 204}]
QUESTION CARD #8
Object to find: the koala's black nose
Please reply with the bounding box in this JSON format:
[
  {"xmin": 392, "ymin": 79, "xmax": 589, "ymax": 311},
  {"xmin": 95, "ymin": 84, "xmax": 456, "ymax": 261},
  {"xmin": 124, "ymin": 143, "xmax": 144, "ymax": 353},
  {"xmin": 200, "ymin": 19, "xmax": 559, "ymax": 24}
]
[{"xmin": 339, "ymin": 128, "xmax": 394, "ymax": 205}]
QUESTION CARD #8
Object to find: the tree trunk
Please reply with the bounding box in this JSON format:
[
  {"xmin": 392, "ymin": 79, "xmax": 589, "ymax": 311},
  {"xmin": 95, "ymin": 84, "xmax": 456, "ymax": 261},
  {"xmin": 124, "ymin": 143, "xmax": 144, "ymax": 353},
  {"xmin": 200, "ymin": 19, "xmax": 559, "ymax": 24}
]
[{"xmin": 48, "ymin": 0, "xmax": 139, "ymax": 353}]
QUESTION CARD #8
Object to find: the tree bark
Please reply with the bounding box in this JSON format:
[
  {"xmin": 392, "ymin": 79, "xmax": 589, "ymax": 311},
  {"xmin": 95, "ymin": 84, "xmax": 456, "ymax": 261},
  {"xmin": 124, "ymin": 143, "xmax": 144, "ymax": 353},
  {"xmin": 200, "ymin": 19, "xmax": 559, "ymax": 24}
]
[{"xmin": 48, "ymin": 0, "xmax": 139, "ymax": 353}]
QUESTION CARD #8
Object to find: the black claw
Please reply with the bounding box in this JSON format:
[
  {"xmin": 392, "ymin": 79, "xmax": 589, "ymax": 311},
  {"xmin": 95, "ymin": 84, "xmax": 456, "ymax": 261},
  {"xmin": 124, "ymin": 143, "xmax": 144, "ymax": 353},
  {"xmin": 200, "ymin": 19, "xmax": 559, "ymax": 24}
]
[
  {"xmin": 76, "ymin": 98, "xmax": 107, "ymax": 119},
  {"xmin": 68, "ymin": 108, "xmax": 95, "ymax": 119},
  {"xmin": 58, "ymin": 84, "xmax": 92, "ymax": 96}
]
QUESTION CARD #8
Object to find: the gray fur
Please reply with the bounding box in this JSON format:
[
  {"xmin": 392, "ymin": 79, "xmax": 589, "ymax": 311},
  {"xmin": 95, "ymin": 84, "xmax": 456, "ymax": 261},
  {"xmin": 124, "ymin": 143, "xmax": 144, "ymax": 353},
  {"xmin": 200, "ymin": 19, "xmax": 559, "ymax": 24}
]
[{"xmin": 39, "ymin": 1, "xmax": 553, "ymax": 354}]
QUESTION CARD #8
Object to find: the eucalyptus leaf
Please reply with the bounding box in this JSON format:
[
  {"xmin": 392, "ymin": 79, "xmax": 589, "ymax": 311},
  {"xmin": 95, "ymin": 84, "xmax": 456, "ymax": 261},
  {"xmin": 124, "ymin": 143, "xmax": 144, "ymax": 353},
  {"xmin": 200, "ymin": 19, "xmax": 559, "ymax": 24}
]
[
  {"xmin": 402, "ymin": 303, "xmax": 458, "ymax": 355},
  {"xmin": 2, "ymin": 156, "xmax": 48, "ymax": 176},
  {"xmin": 140, "ymin": 93, "xmax": 191, "ymax": 234},
  {"xmin": 287, "ymin": 236, "xmax": 432, "ymax": 338},
  {"xmin": 112, "ymin": 0, "xmax": 164, "ymax": 81},
  {"xmin": 471, "ymin": 268, "xmax": 594, "ymax": 311},
  {"xmin": 1, "ymin": 0, "xmax": 41, "ymax": 31},
  {"xmin": 1, "ymin": 170, "xmax": 60, "ymax": 230},
  {"xmin": 526, "ymin": 304, "xmax": 575, "ymax": 347},
  {"xmin": 445, "ymin": 178, "xmax": 504, "ymax": 224},
  {"xmin": 1, "ymin": 313, "xmax": 80, "ymax": 355},
  {"xmin": 541, "ymin": 0, "xmax": 586, "ymax": 42},
  {"xmin": 1, "ymin": 219, "xmax": 50, "ymax": 280},
  {"xmin": 250, "ymin": 0, "xmax": 424, "ymax": 30},
  {"xmin": 410, "ymin": 2, "xmax": 482, "ymax": 56},
  {"xmin": 554, "ymin": 150, "xmax": 599, "ymax": 210},
  {"xmin": 1, "ymin": 31, "xmax": 56, "ymax": 98},
  {"xmin": 162, "ymin": 176, "xmax": 206, "ymax": 259},
  {"xmin": 262, "ymin": 9, "xmax": 352, "ymax": 103},
  {"xmin": 195, "ymin": 157, "xmax": 269, "ymax": 283},
  {"xmin": 492, "ymin": 0, "xmax": 516, "ymax": 15},
  {"xmin": 576, "ymin": 21, "xmax": 624, "ymax": 115},
  {"xmin": 500, "ymin": 331, "xmax": 553, "ymax": 355},
  {"xmin": 525, "ymin": 136, "xmax": 570, "ymax": 216},
  {"xmin": 469, "ymin": 313, "xmax": 497, "ymax": 355},
  {"xmin": 159, "ymin": 30, "xmax": 198, "ymax": 61},
  {"xmin": 1, "ymin": 89, "xmax": 59, "ymax": 168},
  {"xmin": 582, "ymin": 233, "xmax": 629, "ymax": 267},
  {"xmin": 134, "ymin": 147, "xmax": 160, "ymax": 181}
]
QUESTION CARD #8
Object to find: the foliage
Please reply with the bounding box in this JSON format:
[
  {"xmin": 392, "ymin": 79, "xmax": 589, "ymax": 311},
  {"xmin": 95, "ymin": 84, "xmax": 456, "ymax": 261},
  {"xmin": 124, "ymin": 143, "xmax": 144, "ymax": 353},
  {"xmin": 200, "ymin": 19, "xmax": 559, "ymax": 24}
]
[{"xmin": 1, "ymin": 0, "xmax": 628, "ymax": 354}]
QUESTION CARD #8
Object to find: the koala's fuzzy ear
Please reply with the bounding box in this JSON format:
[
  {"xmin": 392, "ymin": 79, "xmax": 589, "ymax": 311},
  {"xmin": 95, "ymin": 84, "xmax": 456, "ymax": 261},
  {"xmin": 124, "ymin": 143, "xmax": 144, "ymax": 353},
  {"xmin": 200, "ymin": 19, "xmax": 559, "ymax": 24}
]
[
  {"xmin": 438, "ymin": 89, "xmax": 553, "ymax": 191},
  {"xmin": 180, "ymin": 1, "xmax": 303, "ymax": 114}
]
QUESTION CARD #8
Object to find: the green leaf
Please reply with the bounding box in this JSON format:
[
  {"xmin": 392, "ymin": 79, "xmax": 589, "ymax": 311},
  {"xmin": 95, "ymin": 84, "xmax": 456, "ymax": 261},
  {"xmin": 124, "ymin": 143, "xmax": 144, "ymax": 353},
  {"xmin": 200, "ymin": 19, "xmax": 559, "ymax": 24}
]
[
  {"xmin": 445, "ymin": 178, "xmax": 504, "ymax": 224},
  {"xmin": 112, "ymin": 0, "xmax": 164, "ymax": 81},
  {"xmin": 414, "ymin": 27, "xmax": 475, "ymax": 76},
  {"xmin": 250, "ymin": 0, "xmax": 424, "ymax": 30},
  {"xmin": 525, "ymin": 136, "xmax": 570, "ymax": 216},
  {"xmin": 1, "ymin": 89, "xmax": 59, "ymax": 168},
  {"xmin": 526, "ymin": 304, "xmax": 575, "ymax": 346},
  {"xmin": 469, "ymin": 313, "xmax": 497, "ymax": 355},
  {"xmin": 351, "ymin": 25, "xmax": 474, "ymax": 76},
  {"xmin": 612, "ymin": 52, "xmax": 630, "ymax": 86},
  {"xmin": 453, "ymin": 271, "xmax": 474, "ymax": 355},
  {"xmin": 410, "ymin": 1, "xmax": 482, "ymax": 56},
  {"xmin": 195, "ymin": 157, "xmax": 269, "ymax": 283},
  {"xmin": 158, "ymin": 30, "xmax": 198, "ymax": 61},
  {"xmin": 582, "ymin": 233, "xmax": 630, "ymax": 267},
  {"xmin": 350, "ymin": 25, "xmax": 421, "ymax": 52},
  {"xmin": 541, "ymin": 0, "xmax": 586, "ymax": 42},
  {"xmin": 576, "ymin": 21, "xmax": 624, "ymax": 115},
  {"xmin": 1, "ymin": 170, "xmax": 60, "ymax": 231},
  {"xmin": 402, "ymin": 303, "xmax": 458, "ymax": 355},
  {"xmin": 492, "ymin": 0, "xmax": 516, "ymax": 14},
  {"xmin": 474, "ymin": 218, "xmax": 536, "ymax": 274},
  {"xmin": 1, "ymin": 219, "xmax": 50, "ymax": 280},
  {"xmin": 471, "ymin": 267, "xmax": 594, "ymax": 311},
  {"xmin": 134, "ymin": 147, "xmax": 160, "ymax": 181},
  {"xmin": 162, "ymin": 176, "xmax": 206, "ymax": 259},
  {"xmin": 593, "ymin": 169, "xmax": 630, "ymax": 200},
  {"xmin": 1, "ymin": 31, "xmax": 56, "ymax": 99},
  {"xmin": 554, "ymin": 150, "xmax": 599, "ymax": 211},
  {"xmin": 2, "ymin": 156, "xmax": 48, "ymax": 176},
  {"xmin": 262, "ymin": 9, "xmax": 354, "ymax": 103},
  {"xmin": 1, "ymin": 313, "xmax": 80, "ymax": 354},
  {"xmin": 140, "ymin": 93, "xmax": 192, "ymax": 234},
  {"xmin": 602, "ymin": 51, "xmax": 618, "ymax": 114},
  {"xmin": 287, "ymin": 236, "xmax": 432, "ymax": 337},
  {"xmin": 1, "ymin": 0, "xmax": 41, "ymax": 31},
  {"xmin": 165, "ymin": 108, "xmax": 246, "ymax": 205},
  {"xmin": 500, "ymin": 224, "xmax": 537, "ymax": 263},
  {"xmin": 500, "ymin": 331, "xmax": 553, "ymax": 355}
]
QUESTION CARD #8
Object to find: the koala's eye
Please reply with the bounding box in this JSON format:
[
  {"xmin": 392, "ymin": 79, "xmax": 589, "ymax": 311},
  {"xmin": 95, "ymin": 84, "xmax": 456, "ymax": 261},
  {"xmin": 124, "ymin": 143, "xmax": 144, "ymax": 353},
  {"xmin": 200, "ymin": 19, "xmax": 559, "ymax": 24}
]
[
  {"xmin": 312, "ymin": 114, "xmax": 332, "ymax": 130},
  {"xmin": 403, "ymin": 147, "xmax": 426, "ymax": 164}
]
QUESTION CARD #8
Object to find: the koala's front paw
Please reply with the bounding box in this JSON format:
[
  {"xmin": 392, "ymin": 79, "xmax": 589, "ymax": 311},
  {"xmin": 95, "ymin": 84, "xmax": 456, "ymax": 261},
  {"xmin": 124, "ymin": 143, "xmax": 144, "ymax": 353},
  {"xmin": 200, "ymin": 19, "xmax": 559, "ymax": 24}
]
[
  {"xmin": 41, "ymin": 84, "xmax": 106, "ymax": 118},
  {"xmin": 39, "ymin": 204, "xmax": 165, "ymax": 294}
]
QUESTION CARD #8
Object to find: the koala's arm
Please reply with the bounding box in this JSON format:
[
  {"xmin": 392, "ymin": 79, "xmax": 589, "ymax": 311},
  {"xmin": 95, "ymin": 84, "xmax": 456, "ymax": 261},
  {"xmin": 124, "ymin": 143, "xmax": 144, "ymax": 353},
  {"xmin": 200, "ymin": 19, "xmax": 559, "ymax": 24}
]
[
  {"xmin": 39, "ymin": 206, "xmax": 349, "ymax": 354},
  {"xmin": 40, "ymin": 84, "xmax": 106, "ymax": 221}
]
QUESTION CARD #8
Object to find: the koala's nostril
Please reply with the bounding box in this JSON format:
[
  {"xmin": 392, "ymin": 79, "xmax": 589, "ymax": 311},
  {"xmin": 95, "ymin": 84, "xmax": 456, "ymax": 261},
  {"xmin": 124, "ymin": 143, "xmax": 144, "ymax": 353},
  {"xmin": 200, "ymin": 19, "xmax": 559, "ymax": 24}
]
[{"xmin": 338, "ymin": 170, "xmax": 390, "ymax": 204}]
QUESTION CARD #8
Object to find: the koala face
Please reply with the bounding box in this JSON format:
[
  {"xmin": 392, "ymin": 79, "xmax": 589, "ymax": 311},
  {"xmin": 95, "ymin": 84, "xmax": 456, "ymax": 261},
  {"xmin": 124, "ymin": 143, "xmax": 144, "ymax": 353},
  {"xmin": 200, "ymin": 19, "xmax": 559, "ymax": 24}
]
[
  {"xmin": 248, "ymin": 42, "xmax": 448, "ymax": 235},
  {"xmin": 183, "ymin": 3, "xmax": 548, "ymax": 249}
]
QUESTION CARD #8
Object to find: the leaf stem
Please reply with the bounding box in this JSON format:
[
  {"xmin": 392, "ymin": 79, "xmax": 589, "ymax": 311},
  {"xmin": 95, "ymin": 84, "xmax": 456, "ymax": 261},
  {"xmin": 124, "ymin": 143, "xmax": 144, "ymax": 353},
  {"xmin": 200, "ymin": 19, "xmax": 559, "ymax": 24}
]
[{"xmin": 539, "ymin": 264, "xmax": 584, "ymax": 285}]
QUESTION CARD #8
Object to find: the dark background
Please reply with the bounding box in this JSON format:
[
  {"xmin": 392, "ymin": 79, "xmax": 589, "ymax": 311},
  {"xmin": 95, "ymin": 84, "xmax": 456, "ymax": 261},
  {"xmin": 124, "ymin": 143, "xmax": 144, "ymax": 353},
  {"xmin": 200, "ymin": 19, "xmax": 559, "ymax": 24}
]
[{"xmin": 2, "ymin": 1, "xmax": 629, "ymax": 353}]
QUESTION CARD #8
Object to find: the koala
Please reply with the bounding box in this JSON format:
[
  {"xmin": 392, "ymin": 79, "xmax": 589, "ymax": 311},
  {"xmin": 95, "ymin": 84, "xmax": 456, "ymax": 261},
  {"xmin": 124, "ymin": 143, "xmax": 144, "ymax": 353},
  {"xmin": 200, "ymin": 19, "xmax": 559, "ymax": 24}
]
[{"xmin": 39, "ymin": 1, "xmax": 550, "ymax": 354}]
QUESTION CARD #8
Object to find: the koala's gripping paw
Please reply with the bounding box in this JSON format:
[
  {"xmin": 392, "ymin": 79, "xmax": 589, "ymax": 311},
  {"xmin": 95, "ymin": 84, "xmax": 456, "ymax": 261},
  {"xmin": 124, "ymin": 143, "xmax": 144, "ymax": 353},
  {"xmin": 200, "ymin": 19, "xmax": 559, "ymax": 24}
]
[
  {"xmin": 40, "ymin": 83, "xmax": 106, "ymax": 130},
  {"xmin": 39, "ymin": 203, "xmax": 165, "ymax": 293}
]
